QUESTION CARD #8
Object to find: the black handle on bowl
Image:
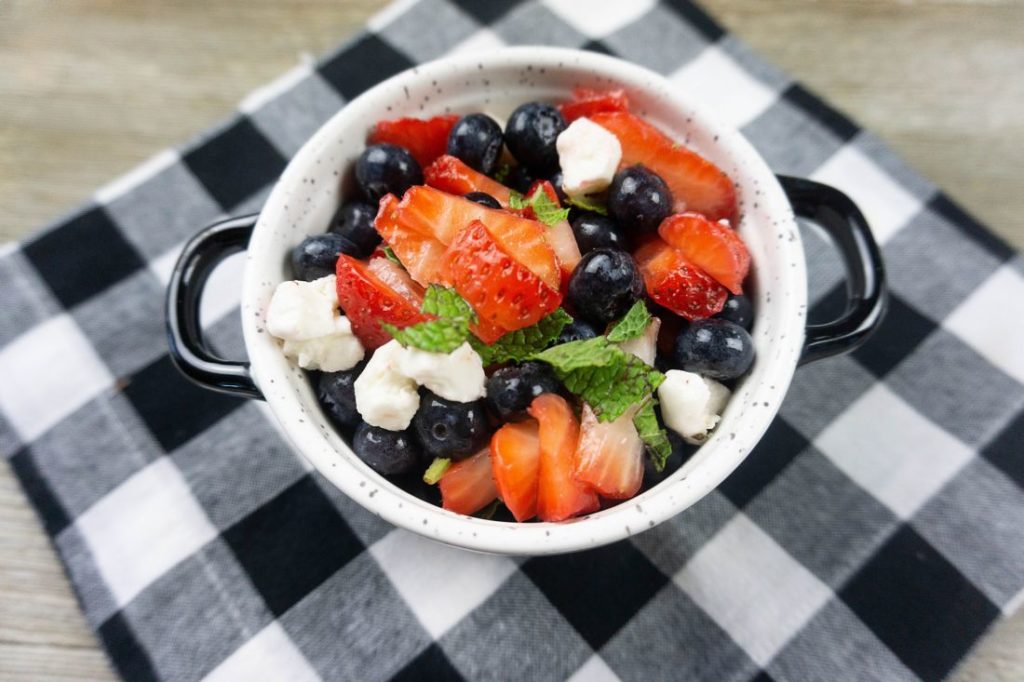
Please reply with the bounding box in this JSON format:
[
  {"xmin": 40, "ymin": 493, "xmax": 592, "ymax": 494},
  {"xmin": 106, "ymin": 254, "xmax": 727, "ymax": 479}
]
[
  {"xmin": 777, "ymin": 175, "xmax": 887, "ymax": 365},
  {"xmin": 165, "ymin": 214, "xmax": 264, "ymax": 399}
]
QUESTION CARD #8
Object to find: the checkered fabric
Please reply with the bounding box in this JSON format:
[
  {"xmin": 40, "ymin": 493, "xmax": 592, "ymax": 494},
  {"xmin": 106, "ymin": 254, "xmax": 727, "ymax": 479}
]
[{"xmin": 2, "ymin": 1, "xmax": 1023, "ymax": 680}]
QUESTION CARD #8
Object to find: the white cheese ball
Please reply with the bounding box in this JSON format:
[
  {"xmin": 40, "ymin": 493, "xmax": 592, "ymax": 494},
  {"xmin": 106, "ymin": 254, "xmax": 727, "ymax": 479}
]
[
  {"xmin": 281, "ymin": 317, "xmax": 364, "ymax": 372},
  {"xmin": 266, "ymin": 276, "xmax": 364, "ymax": 372},
  {"xmin": 353, "ymin": 340, "xmax": 420, "ymax": 431},
  {"xmin": 658, "ymin": 369, "xmax": 731, "ymax": 444},
  {"xmin": 397, "ymin": 342, "xmax": 487, "ymax": 402},
  {"xmin": 555, "ymin": 117, "xmax": 622, "ymax": 197}
]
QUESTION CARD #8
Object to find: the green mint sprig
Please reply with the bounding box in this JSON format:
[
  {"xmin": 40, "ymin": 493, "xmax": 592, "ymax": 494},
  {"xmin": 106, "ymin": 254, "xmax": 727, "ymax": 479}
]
[
  {"xmin": 508, "ymin": 187, "xmax": 570, "ymax": 226},
  {"xmin": 471, "ymin": 309, "xmax": 572, "ymax": 365},
  {"xmin": 383, "ymin": 285, "xmax": 476, "ymax": 354},
  {"xmin": 606, "ymin": 300, "xmax": 652, "ymax": 343},
  {"xmin": 633, "ymin": 399, "xmax": 672, "ymax": 472}
]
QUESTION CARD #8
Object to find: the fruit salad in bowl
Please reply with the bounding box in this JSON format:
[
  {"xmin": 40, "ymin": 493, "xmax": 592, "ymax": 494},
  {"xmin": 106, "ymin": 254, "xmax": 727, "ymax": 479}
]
[{"xmin": 166, "ymin": 47, "xmax": 885, "ymax": 554}]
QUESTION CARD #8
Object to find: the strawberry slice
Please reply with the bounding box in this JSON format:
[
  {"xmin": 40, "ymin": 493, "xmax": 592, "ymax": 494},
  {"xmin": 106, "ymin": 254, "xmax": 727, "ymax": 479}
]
[
  {"xmin": 559, "ymin": 88, "xmax": 630, "ymax": 123},
  {"xmin": 575, "ymin": 404, "xmax": 644, "ymax": 499},
  {"xmin": 528, "ymin": 394, "xmax": 600, "ymax": 522},
  {"xmin": 335, "ymin": 254, "xmax": 428, "ymax": 349},
  {"xmin": 445, "ymin": 220, "xmax": 562, "ymax": 332},
  {"xmin": 368, "ymin": 115, "xmax": 459, "ymax": 168},
  {"xmin": 440, "ymin": 448, "xmax": 499, "ymax": 516},
  {"xmin": 659, "ymin": 213, "xmax": 750, "ymax": 295},
  {"xmin": 591, "ymin": 111, "xmax": 737, "ymax": 222},
  {"xmin": 376, "ymin": 185, "xmax": 561, "ymax": 291},
  {"xmin": 490, "ymin": 420, "xmax": 541, "ymax": 522},
  {"xmin": 635, "ymin": 238, "xmax": 728, "ymax": 320},
  {"xmin": 424, "ymin": 155, "xmax": 513, "ymax": 207}
]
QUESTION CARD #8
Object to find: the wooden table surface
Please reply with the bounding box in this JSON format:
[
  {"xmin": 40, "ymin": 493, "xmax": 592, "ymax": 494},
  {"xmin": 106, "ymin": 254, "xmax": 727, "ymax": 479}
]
[{"xmin": 1, "ymin": 1, "xmax": 1022, "ymax": 680}]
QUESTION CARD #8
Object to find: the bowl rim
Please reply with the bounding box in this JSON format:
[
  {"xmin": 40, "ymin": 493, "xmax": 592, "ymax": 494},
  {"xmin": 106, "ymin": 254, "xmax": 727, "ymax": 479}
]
[{"xmin": 241, "ymin": 45, "xmax": 807, "ymax": 555}]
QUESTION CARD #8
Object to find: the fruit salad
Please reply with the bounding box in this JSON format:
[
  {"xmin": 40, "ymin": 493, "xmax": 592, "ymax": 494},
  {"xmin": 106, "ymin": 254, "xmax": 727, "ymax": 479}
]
[{"xmin": 265, "ymin": 88, "xmax": 756, "ymax": 522}]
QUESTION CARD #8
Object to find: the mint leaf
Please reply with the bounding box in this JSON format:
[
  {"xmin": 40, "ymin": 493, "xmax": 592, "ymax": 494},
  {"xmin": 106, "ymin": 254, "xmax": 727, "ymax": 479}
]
[
  {"xmin": 606, "ymin": 300, "xmax": 652, "ymax": 343},
  {"xmin": 531, "ymin": 337, "xmax": 665, "ymax": 422},
  {"xmin": 565, "ymin": 193, "xmax": 608, "ymax": 215},
  {"xmin": 421, "ymin": 285, "xmax": 476, "ymax": 322},
  {"xmin": 423, "ymin": 457, "xmax": 451, "ymax": 484},
  {"xmin": 633, "ymin": 399, "xmax": 672, "ymax": 472},
  {"xmin": 383, "ymin": 320, "xmax": 469, "ymax": 354},
  {"xmin": 493, "ymin": 164, "xmax": 512, "ymax": 185},
  {"xmin": 472, "ymin": 309, "xmax": 573, "ymax": 364},
  {"xmin": 509, "ymin": 186, "xmax": 570, "ymax": 226},
  {"xmin": 382, "ymin": 245, "xmax": 401, "ymax": 264}
]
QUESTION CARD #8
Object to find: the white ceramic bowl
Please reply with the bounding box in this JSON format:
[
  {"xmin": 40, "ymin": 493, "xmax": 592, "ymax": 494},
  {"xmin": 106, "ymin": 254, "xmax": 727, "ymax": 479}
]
[{"xmin": 167, "ymin": 46, "xmax": 885, "ymax": 555}]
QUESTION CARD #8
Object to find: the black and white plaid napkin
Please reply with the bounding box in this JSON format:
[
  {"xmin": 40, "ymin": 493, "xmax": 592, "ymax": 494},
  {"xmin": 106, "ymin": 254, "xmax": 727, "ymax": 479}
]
[{"xmin": 3, "ymin": 1, "xmax": 1023, "ymax": 680}]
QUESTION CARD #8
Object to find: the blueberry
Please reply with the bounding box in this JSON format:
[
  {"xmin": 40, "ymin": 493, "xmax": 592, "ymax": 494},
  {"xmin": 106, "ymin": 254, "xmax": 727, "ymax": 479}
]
[
  {"xmin": 505, "ymin": 102, "xmax": 566, "ymax": 174},
  {"xmin": 317, "ymin": 363, "xmax": 364, "ymax": 429},
  {"xmin": 352, "ymin": 423, "xmax": 422, "ymax": 476},
  {"xmin": 570, "ymin": 213, "xmax": 625, "ymax": 254},
  {"xmin": 447, "ymin": 113, "xmax": 504, "ymax": 175},
  {"xmin": 413, "ymin": 392, "xmax": 490, "ymax": 460},
  {"xmin": 567, "ymin": 248, "xmax": 644, "ymax": 326},
  {"xmin": 329, "ymin": 201, "xmax": 380, "ymax": 258},
  {"xmin": 547, "ymin": 170, "xmax": 569, "ymax": 203},
  {"xmin": 716, "ymin": 293, "xmax": 753, "ymax": 330},
  {"xmin": 291, "ymin": 233, "xmax": 358, "ymax": 281},
  {"xmin": 555, "ymin": 318, "xmax": 597, "ymax": 345},
  {"xmin": 673, "ymin": 318, "xmax": 755, "ymax": 380},
  {"xmin": 355, "ymin": 143, "xmax": 423, "ymax": 202},
  {"xmin": 464, "ymin": 191, "xmax": 502, "ymax": 209},
  {"xmin": 503, "ymin": 164, "xmax": 534, "ymax": 193},
  {"xmin": 485, "ymin": 362, "xmax": 561, "ymax": 421},
  {"xmin": 608, "ymin": 165, "xmax": 672, "ymax": 233}
]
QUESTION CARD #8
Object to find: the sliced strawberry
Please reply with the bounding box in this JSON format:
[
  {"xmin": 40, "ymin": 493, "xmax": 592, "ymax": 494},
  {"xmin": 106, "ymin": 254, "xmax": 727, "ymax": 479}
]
[
  {"xmin": 335, "ymin": 254, "xmax": 429, "ymax": 349},
  {"xmin": 591, "ymin": 111, "xmax": 737, "ymax": 222},
  {"xmin": 445, "ymin": 220, "xmax": 562, "ymax": 332},
  {"xmin": 374, "ymin": 193, "xmax": 449, "ymax": 285},
  {"xmin": 575, "ymin": 404, "xmax": 644, "ymax": 499},
  {"xmin": 440, "ymin": 448, "xmax": 499, "ymax": 516},
  {"xmin": 559, "ymin": 88, "xmax": 630, "ymax": 123},
  {"xmin": 490, "ymin": 420, "xmax": 541, "ymax": 522},
  {"xmin": 366, "ymin": 256, "xmax": 425, "ymax": 304},
  {"xmin": 424, "ymin": 155, "xmax": 513, "ymax": 207},
  {"xmin": 525, "ymin": 179, "xmax": 561, "ymax": 208},
  {"xmin": 368, "ymin": 115, "xmax": 459, "ymax": 168},
  {"xmin": 635, "ymin": 238, "xmax": 728, "ymax": 320},
  {"xmin": 659, "ymin": 213, "xmax": 750, "ymax": 294},
  {"xmin": 378, "ymin": 186, "xmax": 561, "ymax": 291},
  {"xmin": 528, "ymin": 394, "xmax": 600, "ymax": 522}
]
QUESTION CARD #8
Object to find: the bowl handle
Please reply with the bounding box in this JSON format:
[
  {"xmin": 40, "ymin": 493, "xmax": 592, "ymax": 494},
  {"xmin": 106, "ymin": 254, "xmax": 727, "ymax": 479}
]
[
  {"xmin": 165, "ymin": 214, "xmax": 264, "ymax": 399},
  {"xmin": 777, "ymin": 175, "xmax": 888, "ymax": 365}
]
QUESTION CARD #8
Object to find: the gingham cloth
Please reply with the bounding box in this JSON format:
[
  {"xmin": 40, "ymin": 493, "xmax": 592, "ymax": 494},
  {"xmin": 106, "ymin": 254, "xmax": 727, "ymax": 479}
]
[{"xmin": 2, "ymin": 1, "xmax": 1023, "ymax": 680}]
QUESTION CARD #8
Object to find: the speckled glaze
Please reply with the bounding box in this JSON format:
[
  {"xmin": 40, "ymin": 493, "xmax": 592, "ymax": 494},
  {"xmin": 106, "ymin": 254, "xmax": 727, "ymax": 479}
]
[{"xmin": 241, "ymin": 47, "xmax": 806, "ymax": 555}]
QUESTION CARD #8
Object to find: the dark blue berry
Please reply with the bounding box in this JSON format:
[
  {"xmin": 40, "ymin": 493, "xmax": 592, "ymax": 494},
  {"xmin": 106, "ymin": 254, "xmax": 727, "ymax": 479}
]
[
  {"xmin": 547, "ymin": 170, "xmax": 569, "ymax": 203},
  {"xmin": 464, "ymin": 191, "xmax": 501, "ymax": 209},
  {"xmin": 355, "ymin": 143, "xmax": 423, "ymax": 202},
  {"xmin": 503, "ymin": 164, "xmax": 534, "ymax": 193},
  {"xmin": 608, "ymin": 165, "xmax": 672, "ymax": 233},
  {"xmin": 716, "ymin": 294, "xmax": 753, "ymax": 330},
  {"xmin": 505, "ymin": 102, "xmax": 566, "ymax": 174},
  {"xmin": 290, "ymin": 233, "xmax": 358, "ymax": 281},
  {"xmin": 570, "ymin": 213, "xmax": 625, "ymax": 254},
  {"xmin": 485, "ymin": 362, "xmax": 561, "ymax": 421},
  {"xmin": 329, "ymin": 201, "xmax": 380, "ymax": 258},
  {"xmin": 413, "ymin": 392, "xmax": 490, "ymax": 460},
  {"xmin": 555, "ymin": 319, "xmax": 597, "ymax": 345},
  {"xmin": 673, "ymin": 318, "xmax": 755, "ymax": 380},
  {"xmin": 567, "ymin": 248, "xmax": 644, "ymax": 326},
  {"xmin": 317, "ymin": 363, "xmax": 364, "ymax": 429},
  {"xmin": 447, "ymin": 113, "xmax": 504, "ymax": 175},
  {"xmin": 352, "ymin": 423, "xmax": 422, "ymax": 476}
]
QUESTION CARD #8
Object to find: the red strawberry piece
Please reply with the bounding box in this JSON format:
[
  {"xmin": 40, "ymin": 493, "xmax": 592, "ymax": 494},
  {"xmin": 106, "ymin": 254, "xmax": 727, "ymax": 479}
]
[
  {"xmin": 335, "ymin": 254, "xmax": 428, "ymax": 349},
  {"xmin": 524, "ymin": 179, "xmax": 561, "ymax": 208},
  {"xmin": 368, "ymin": 115, "xmax": 459, "ymax": 168},
  {"xmin": 381, "ymin": 185, "xmax": 562, "ymax": 291},
  {"xmin": 490, "ymin": 419, "xmax": 542, "ymax": 522},
  {"xmin": 558, "ymin": 88, "xmax": 630, "ymax": 123},
  {"xmin": 658, "ymin": 212, "xmax": 750, "ymax": 295},
  {"xmin": 634, "ymin": 238, "xmax": 728, "ymax": 320},
  {"xmin": 444, "ymin": 220, "xmax": 562, "ymax": 332},
  {"xmin": 424, "ymin": 155, "xmax": 513, "ymax": 207},
  {"xmin": 528, "ymin": 393, "xmax": 600, "ymax": 522},
  {"xmin": 574, "ymin": 404, "xmax": 644, "ymax": 499},
  {"xmin": 591, "ymin": 111, "xmax": 737, "ymax": 222},
  {"xmin": 440, "ymin": 447, "xmax": 499, "ymax": 516}
]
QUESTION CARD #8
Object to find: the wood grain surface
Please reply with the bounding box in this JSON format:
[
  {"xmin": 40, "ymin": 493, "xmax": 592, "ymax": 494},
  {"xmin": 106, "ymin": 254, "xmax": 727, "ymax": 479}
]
[{"xmin": 1, "ymin": 1, "xmax": 1022, "ymax": 680}]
